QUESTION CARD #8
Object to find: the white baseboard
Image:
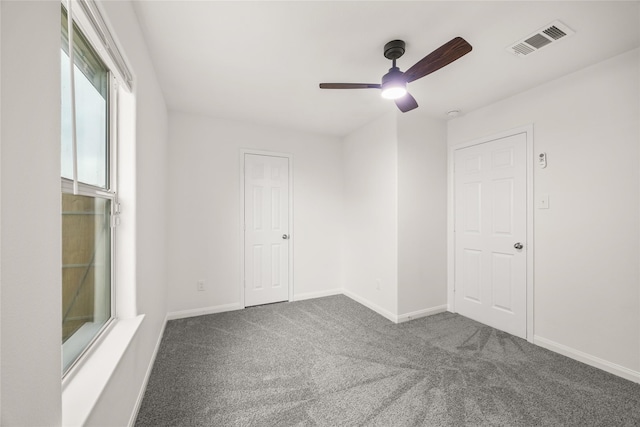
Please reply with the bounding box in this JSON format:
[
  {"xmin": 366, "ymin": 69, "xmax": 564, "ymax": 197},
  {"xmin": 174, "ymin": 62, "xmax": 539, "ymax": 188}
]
[
  {"xmin": 341, "ymin": 289, "xmax": 398, "ymax": 323},
  {"xmin": 397, "ymin": 305, "xmax": 448, "ymax": 323},
  {"xmin": 293, "ymin": 288, "xmax": 343, "ymax": 302},
  {"xmin": 128, "ymin": 315, "xmax": 168, "ymax": 427},
  {"xmin": 167, "ymin": 303, "xmax": 243, "ymax": 321},
  {"xmin": 341, "ymin": 290, "xmax": 448, "ymax": 324},
  {"xmin": 534, "ymin": 335, "xmax": 640, "ymax": 384}
]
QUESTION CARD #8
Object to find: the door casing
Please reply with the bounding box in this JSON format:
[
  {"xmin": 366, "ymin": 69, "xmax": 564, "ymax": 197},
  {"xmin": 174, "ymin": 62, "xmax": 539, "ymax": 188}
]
[
  {"xmin": 240, "ymin": 149, "xmax": 294, "ymax": 308},
  {"xmin": 447, "ymin": 125, "xmax": 534, "ymax": 342}
]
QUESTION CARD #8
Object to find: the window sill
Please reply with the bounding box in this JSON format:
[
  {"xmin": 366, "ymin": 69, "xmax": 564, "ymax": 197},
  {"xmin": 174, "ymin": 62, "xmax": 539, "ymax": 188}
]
[
  {"xmin": 63, "ymin": 320, "xmax": 110, "ymax": 373},
  {"xmin": 62, "ymin": 315, "xmax": 145, "ymax": 426}
]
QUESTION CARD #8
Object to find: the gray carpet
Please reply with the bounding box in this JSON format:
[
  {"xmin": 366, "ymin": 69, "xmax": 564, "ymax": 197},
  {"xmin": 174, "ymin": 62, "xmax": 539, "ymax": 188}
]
[{"xmin": 135, "ymin": 295, "xmax": 640, "ymax": 426}]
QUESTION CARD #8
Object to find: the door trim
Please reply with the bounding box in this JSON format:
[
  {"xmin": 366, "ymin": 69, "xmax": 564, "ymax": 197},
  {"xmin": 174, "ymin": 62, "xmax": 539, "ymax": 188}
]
[
  {"xmin": 239, "ymin": 149, "xmax": 294, "ymax": 308},
  {"xmin": 447, "ymin": 125, "xmax": 534, "ymax": 342}
]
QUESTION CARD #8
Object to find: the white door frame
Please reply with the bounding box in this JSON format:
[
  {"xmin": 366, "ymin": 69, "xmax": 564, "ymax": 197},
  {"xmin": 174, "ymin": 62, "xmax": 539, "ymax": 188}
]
[
  {"xmin": 239, "ymin": 149, "xmax": 294, "ymax": 308},
  {"xmin": 447, "ymin": 125, "xmax": 534, "ymax": 342}
]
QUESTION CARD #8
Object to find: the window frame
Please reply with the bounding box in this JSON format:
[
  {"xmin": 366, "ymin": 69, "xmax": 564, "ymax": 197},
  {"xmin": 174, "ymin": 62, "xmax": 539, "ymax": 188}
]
[{"xmin": 61, "ymin": 2, "xmax": 121, "ymax": 378}]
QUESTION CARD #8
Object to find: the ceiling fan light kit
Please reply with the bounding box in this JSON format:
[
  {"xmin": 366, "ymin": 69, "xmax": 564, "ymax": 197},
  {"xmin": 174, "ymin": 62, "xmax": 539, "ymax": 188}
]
[
  {"xmin": 319, "ymin": 37, "xmax": 472, "ymax": 113},
  {"xmin": 380, "ymin": 67, "xmax": 407, "ymax": 100}
]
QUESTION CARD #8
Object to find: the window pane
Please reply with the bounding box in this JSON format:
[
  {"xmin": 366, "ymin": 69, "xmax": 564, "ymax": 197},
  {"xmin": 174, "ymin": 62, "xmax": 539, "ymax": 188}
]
[
  {"xmin": 61, "ymin": 50, "xmax": 108, "ymax": 189},
  {"xmin": 62, "ymin": 194, "xmax": 111, "ymax": 373},
  {"xmin": 61, "ymin": 8, "xmax": 109, "ymax": 189},
  {"xmin": 61, "ymin": 8, "xmax": 109, "ymax": 97}
]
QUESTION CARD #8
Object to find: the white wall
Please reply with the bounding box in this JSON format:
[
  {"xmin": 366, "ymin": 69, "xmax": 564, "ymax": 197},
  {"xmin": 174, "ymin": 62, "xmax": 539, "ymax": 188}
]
[
  {"xmin": 448, "ymin": 49, "xmax": 640, "ymax": 375},
  {"xmin": 341, "ymin": 111, "xmax": 449, "ymax": 321},
  {"xmin": 397, "ymin": 113, "xmax": 448, "ymax": 317},
  {"xmin": 87, "ymin": 2, "xmax": 170, "ymax": 425},
  {"xmin": 169, "ymin": 108, "xmax": 449, "ymax": 324},
  {"xmin": 167, "ymin": 112, "xmax": 344, "ymax": 314},
  {"xmin": 0, "ymin": 1, "xmax": 3, "ymax": 419},
  {"xmin": 1, "ymin": 2, "xmax": 62, "ymax": 424},
  {"xmin": 0, "ymin": 1, "xmax": 170, "ymax": 424},
  {"xmin": 342, "ymin": 112, "xmax": 399, "ymax": 318}
]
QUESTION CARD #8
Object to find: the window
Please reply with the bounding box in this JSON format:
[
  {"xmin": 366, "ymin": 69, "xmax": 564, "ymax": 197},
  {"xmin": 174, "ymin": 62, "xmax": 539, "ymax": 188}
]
[{"xmin": 61, "ymin": 5, "xmax": 116, "ymax": 374}]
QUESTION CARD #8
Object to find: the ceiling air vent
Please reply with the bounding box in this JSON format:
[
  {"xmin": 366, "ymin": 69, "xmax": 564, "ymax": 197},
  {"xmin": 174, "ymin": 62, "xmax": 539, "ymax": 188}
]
[{"xmin": 507, "ymin": 20, "xmax": 574, "ymax": 57}]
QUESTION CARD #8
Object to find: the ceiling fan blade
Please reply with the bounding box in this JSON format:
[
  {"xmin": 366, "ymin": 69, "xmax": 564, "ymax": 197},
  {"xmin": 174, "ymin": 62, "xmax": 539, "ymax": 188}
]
[
  {"xmin": 319, "ymin": 83, "xmax": 381, "ymax": 89},
  {"xmin": 404, "ymin": 37, "xmax": 472, "ymax": 83},
  {"xmin": 395, "ymin": 93, "xmax": 418, "ymax": 113}
]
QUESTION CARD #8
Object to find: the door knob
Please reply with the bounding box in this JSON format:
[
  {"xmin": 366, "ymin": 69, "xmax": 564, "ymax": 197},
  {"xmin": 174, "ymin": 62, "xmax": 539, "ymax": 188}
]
[
  {"xmin": 514, "ymin": 242, "xmax": 523, "ymax": 250},
  {"xmin": 282, "ymin": 234, "xmax": 289, "ymax": 240}
]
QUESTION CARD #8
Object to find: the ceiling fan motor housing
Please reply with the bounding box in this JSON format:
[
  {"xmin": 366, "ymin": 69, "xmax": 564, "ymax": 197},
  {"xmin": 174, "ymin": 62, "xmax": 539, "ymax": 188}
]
[
  {"xmin": 384, "ymin": 40, "xmax": 406, "ymax": 60},
  {"xmin": 381, "ymin": 67, "xmax": 405, "ymax": 86}
]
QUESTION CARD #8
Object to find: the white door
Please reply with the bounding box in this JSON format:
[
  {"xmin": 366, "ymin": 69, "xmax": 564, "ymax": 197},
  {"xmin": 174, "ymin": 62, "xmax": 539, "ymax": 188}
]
[
  {"xmin": 244, "ymin": 154, "xmax": 290, "ymax": 307},
  {"xmin": 454, "ymin": 133, "xmax": 527, "ymax": 338}
]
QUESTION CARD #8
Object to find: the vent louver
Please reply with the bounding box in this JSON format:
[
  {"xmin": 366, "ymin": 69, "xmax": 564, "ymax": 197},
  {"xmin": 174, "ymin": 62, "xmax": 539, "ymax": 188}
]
[{"xmin": 507, "ymin": 21, "xmax": 574, "ymax": 57}]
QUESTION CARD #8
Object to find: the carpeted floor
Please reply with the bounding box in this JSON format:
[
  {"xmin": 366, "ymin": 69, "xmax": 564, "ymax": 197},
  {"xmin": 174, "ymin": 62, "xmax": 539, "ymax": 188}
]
[{"xmin": 135, "ymin": 295, "xmax": 640, "ymax": 426}]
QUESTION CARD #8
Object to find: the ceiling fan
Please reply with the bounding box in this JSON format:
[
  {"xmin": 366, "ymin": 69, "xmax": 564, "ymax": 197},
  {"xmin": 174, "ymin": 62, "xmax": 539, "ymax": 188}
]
[{"xmin": 319, "ymin": 37, "xmax": 472, "ymax": 113}]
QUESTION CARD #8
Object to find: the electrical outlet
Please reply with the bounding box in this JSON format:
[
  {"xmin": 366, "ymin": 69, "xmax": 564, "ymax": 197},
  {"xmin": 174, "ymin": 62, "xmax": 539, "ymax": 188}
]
[
  {"xmin": 197, "ymin": 280, "xmax": 205, "ymax": 291},
  {"xmin": 537, "ymin": 194, "xmax": 550, "ymax": 209}
]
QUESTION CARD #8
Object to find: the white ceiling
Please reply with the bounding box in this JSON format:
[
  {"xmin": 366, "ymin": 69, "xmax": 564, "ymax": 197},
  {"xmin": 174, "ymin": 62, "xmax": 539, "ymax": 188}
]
[{"xmin": 131, "ymin": 1, "xmax": 640, "ymax": 137}]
